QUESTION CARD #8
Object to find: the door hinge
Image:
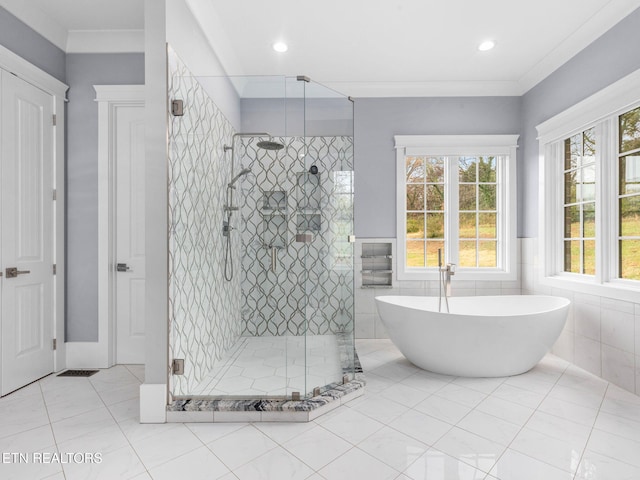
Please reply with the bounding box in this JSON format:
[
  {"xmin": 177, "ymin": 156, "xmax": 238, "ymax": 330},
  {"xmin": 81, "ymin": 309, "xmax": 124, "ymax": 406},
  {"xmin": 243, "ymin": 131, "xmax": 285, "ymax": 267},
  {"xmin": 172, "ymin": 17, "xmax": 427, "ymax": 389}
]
[
  {"xmin": 171, "ymin": 99, "xmax": 184, "ymax": 116},
  {"xmin": 53, "ymin": 264, "xmax": 57, "ymax": 275},
  {"xmin": 53, "ymin": 339, "xmax": 57, "ymax": 350},
  {"xmin": 53, "ymin": 189, "xmax": 57, "ymax": 201},
  {"xmin": 52, "ymin": 114, "xmax": 57, "ymax": 126},
  {"xmin": 172, "ymin": 359, "xmax": 184, "ymax": 375}
]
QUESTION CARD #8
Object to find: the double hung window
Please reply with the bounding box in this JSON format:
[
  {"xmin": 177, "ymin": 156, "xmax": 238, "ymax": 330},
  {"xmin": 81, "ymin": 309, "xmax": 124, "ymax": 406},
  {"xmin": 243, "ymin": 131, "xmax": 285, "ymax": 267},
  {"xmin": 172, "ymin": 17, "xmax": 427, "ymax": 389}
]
[
  {"xmin": 618, "ymin": 107, "xmax": 640, "ymax": 281},
  {"xmin": 395, "ymin": 135, "xmax": 518, "ymax": 281},
  {"xmin": 538, "ymin": 71, "xmax": 640, "ymax": 298}
]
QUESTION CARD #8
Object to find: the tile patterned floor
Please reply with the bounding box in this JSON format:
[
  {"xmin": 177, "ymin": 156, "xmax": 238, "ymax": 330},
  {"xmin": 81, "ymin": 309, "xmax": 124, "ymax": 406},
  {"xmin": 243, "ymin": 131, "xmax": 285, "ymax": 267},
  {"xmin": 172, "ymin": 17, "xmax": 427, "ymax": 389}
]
[
  {"xmin": 1, "ymin": 340, "xmax": 640, "ymax": 479},
  {"xmin": 190, "ymin": 335, "xmax": 343, "ymax": 397}
]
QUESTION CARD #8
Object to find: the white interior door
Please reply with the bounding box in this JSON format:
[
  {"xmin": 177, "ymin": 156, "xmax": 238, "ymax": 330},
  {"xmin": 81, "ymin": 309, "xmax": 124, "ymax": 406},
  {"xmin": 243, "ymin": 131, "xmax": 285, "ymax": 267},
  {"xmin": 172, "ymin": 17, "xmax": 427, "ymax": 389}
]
[
  {"xmin": 115, "ymin": 105, "xmax": 145, "ymax": 364},
  {"xmin": 1, "ymin": 70, "xmax": 54, "ymax": 396}
]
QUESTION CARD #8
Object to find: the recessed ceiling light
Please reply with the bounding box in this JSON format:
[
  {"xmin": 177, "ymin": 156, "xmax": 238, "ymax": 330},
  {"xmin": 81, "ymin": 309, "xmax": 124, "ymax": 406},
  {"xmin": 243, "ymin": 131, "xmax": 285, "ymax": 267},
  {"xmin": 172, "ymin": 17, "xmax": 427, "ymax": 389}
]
[
  {"xmin": 478, "ymin": 40, "xmax": 495, "ymax": 51},
  {"xmin": 273, "ymin": 42, "xmax": 288, "ymax": 53}
]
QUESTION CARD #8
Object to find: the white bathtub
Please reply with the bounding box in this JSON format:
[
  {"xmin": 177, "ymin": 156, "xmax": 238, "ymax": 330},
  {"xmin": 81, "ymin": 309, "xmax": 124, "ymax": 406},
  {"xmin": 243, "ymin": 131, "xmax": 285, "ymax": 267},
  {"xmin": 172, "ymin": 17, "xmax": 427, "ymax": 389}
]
[{"xmin": 375, "ymin": 295, "xmax": 570, "ymax": 377}]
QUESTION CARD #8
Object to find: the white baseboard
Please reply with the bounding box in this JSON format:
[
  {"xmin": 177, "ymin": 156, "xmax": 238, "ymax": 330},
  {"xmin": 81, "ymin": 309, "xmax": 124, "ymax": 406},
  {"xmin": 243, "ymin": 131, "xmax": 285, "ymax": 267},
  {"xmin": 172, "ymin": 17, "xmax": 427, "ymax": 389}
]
[{"xmin": 140, "ymin": 384, "xmax": 167, "ymax": 423}]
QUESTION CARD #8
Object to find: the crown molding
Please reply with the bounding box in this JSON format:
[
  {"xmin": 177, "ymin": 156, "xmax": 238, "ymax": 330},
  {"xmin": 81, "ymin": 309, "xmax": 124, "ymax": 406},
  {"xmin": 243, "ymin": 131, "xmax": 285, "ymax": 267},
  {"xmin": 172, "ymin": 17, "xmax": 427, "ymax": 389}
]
[
  {"xmin": 320, "ymin": 80, "xmax": 522, "ymax": 98},
  {"xmin": 518, "ymin": 0, "xmax": 640, "ymax": 94}
]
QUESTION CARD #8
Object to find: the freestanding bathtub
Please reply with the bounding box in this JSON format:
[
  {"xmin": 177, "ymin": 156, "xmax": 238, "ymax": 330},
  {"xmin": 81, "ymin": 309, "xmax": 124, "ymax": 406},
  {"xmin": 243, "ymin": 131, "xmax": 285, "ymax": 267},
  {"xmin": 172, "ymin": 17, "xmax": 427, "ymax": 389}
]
[{"xmin": 375, "ymin": 295, "xmax": 570, "ymax": 377}]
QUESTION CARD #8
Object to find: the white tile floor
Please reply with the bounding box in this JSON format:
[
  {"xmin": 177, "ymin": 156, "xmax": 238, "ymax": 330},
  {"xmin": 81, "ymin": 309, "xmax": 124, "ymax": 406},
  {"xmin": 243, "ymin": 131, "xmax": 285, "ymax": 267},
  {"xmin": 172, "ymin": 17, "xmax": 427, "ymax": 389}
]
[
  {"xmin": 190, "ymin": 335, "xmax": 343, "ymax": 397},
  {"xmin": 2, "ymin": 340, "xmax": 640, "ymax": 479}
]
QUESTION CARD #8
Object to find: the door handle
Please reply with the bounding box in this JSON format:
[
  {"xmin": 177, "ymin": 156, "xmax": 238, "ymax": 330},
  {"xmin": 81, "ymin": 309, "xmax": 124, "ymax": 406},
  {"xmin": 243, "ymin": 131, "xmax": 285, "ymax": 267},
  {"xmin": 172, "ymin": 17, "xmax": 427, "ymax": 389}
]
[
  {"xmin": 116, "ymin": 263, "xmax": 131, "ymax": 272},
  {"xmin": 5, "ymin": 267, "xmax": 30, "ymax": 278}
]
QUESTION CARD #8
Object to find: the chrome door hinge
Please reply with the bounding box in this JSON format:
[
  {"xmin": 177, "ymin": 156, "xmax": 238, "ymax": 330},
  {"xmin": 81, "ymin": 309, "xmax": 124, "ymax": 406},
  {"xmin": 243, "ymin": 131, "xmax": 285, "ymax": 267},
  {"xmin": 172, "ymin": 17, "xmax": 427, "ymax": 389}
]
[
  {"xmin": 53, "ymin": 339, "xmax": 57, "ymax": 350},
  {"xmin": 172, "ymin": 359, "xmax": 184, "ymax": 375},
  {"xmin": 52, "ymin": 114, "xmax": 57, "ymax": 126},
  {"xmin": 171, "ymin": 99, "xmax": 184, "ymax": 116},
  {"xmin": 53, "ymin": 264, "xmax": 57, "ymax": 275},
  {"xmin": 53, "ymin": 189, "xmax": 57, "ymax": 201}
]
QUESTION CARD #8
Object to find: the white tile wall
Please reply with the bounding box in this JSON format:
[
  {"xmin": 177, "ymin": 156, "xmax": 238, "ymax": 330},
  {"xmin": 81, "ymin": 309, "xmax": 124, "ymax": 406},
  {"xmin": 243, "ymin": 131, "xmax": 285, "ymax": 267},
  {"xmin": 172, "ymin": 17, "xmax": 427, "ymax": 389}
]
[
  {"xmin": 601, "ymin": 311, "xmax": 635, "ymax": 354},
  {"xmin": 354, "ymin": 238, "xmax": 523, "ymax": 339},
  {"xmin": 574, "ymin": 335, "xmax": 603, "ymax": 377},
  {"xmin": 602, "ymin": 346, "xmax": 636, "ymax": 392},
  {"xmin": 521, "ymin": 237, "xmax": 640, "ymax": 397},
  {"xmin": 574, "ymin": 303, "xmax": 601, "ymax": 341}
]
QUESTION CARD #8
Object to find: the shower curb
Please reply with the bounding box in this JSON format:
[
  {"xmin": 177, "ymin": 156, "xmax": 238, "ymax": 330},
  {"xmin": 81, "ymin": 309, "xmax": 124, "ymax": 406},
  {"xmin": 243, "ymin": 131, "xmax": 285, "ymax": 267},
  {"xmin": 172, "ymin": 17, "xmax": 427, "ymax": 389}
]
[
  {"xmin": 167, "ymin": 337, "xmax": 365, "ymax": 422},
  {"xmin": 166, "ymin": 375, "xmax": 365, "ymax": 422}
]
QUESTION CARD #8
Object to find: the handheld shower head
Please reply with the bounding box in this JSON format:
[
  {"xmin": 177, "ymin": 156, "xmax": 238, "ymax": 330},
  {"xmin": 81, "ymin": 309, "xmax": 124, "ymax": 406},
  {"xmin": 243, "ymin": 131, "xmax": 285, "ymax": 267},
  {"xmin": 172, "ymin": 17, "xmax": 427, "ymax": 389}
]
[{"xmin": 228, "ymin": 168, "xmax": 251, "ymax": 186}]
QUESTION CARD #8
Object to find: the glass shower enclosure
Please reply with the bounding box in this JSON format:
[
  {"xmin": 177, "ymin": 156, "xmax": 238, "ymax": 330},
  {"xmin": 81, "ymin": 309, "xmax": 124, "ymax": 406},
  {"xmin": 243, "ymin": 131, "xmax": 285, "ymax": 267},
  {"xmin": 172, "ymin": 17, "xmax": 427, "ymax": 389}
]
[{"xmin": 167, "ymin": 48, "xmax": 355, "ymax": 401}]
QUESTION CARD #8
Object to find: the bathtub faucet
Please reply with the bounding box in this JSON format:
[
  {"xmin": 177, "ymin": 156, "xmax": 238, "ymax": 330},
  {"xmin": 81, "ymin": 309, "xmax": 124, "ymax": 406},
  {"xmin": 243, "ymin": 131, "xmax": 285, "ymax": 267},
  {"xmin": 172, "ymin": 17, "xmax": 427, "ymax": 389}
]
[{"xmin": 437, "ymin": 249, "xmax": 455, "ymax": 313}]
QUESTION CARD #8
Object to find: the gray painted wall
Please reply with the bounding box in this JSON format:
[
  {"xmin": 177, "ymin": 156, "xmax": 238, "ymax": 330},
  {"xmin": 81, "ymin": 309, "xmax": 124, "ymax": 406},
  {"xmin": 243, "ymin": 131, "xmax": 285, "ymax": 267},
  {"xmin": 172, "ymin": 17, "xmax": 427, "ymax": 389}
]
[
  {"xmin": 0, "ymin": 7, "xmax": 146, "ymax": 343},
  {"xmin": 241, "ymin": 98, "xmax": 354, "ymax": 137},
  {"xmin": 520, "ymin": 6, "xmax": 640, "ymax": 238},
  {"xmin": 66, "ymin": 54, "xmax": 145, "ymax": 341},
  {"xmin": 353, "ymin": 97, "xmax": 522, "ymax": 238},
  {"xmin": 0, "ymin": 7, "xmax": 66, "ymax": 82}
]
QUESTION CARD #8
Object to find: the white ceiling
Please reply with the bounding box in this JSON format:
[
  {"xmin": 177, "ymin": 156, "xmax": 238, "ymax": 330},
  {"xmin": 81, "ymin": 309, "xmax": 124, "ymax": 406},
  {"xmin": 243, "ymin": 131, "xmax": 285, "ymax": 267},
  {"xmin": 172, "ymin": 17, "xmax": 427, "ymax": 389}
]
[{"xmin": 2, "ymin": 0, "xmax": 640, "ymax": 96}]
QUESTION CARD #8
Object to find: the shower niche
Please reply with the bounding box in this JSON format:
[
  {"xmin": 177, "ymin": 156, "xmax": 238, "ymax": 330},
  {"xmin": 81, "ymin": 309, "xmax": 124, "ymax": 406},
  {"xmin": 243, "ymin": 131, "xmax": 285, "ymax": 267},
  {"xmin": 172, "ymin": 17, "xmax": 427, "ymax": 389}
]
[
  {"xmin": 296, "ymin": 172, "xmax": 321, "ymax": 235},
  {"xmin": 261, "ymin": 190, "xmax": 287, "ymax": 248}
]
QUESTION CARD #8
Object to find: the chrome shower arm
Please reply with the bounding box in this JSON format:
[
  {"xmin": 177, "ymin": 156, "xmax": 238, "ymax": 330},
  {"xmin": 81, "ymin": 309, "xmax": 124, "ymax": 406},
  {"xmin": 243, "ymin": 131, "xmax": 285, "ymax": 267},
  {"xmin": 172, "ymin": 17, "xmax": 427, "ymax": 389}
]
[{"xmin": 223, "ymin": 132, "xmax": 272, "ymax": 151}]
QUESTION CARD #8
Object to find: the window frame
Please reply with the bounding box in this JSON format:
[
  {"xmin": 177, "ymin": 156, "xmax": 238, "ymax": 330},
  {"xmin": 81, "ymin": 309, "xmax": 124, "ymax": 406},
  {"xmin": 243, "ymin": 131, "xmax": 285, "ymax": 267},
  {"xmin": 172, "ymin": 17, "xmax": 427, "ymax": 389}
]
[
  {"xmin": 537, "ymin": 68, "xmax": 640, "ymax": 301},
  {"xmin": 394, "ymin": 135, "xmax": 519, "ymax": 281},
  {"xmin": 561, "ymin": 127, "xmax": 598, "ymax": 276}
]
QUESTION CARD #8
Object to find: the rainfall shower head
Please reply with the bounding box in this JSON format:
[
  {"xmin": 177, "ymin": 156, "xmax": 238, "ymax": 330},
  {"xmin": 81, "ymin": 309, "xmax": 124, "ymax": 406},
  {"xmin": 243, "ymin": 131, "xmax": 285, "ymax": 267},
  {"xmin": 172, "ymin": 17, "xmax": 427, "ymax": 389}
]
[
  {"xmin": 228, "ymin": 168, "xmax": 251, "ymax": 186},
  {"xmin": 224, "ymin": 133, "xmax": 284, "ymax": 152},
  {"xmin": 257, "ymin": 140, "xmax": 285, "ymax": 151}
]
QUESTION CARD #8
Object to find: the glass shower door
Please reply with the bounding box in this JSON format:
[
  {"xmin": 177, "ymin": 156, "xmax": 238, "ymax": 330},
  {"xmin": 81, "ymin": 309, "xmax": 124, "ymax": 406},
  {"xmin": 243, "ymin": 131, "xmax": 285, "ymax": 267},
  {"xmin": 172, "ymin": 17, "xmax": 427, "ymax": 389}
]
[
  {"xmin": 301, "ymin": 79, "xmax": 356, "ymax": 397},
  {"xmin": 166, "ymin": 51, "xmax": 355, "ymax": 401}
]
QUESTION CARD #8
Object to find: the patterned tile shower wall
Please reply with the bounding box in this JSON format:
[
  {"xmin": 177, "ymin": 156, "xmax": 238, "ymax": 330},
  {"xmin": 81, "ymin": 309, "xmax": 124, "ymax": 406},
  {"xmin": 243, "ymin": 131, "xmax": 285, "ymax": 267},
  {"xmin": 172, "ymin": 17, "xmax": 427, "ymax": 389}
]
[
  {"xmin": 238, "ymin": 136, "xmax": 355, "ymax": 336},
  {"xmin": 167, "ymin": 48, "xmax": 242, "ymax": 396}
]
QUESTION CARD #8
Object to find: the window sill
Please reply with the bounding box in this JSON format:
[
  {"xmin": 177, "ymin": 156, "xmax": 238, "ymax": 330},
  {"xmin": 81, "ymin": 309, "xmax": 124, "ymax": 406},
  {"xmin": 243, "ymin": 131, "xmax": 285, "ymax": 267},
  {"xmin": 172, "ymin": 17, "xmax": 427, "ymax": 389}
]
[
  {"xmin": 398, "ymin": 268, "xmax": 518, "ymax": 282},
  {"xmin": 539, "ymin": 274, "xmax": 640, "ymax": 304}
]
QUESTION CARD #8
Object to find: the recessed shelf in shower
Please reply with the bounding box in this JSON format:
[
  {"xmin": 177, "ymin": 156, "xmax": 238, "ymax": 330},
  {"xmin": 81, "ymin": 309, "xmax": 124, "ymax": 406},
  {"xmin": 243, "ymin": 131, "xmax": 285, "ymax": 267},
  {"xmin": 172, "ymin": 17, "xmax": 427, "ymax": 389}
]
[
  {"xmin": 296, "ymin": 172, "xmax": 322, "ymax": 233},
  {"xmin": 261, "ymin": 190, "xmax": 287, "ymax": 248}
]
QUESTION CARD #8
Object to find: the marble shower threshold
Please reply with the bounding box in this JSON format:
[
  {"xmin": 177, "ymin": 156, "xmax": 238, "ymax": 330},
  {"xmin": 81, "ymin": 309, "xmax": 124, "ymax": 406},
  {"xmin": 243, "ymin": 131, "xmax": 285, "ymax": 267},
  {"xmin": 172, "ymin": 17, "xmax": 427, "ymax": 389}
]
[{"xmin": 167, "ymin": 333, "xmax": 365, "ymax": 422}]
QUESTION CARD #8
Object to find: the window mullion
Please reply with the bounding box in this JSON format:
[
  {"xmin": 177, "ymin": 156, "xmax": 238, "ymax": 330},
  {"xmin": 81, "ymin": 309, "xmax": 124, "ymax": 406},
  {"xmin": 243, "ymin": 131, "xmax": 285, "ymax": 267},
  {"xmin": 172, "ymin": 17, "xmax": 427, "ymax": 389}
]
[
  {"xmin": 554, "ymin": 141, "xmax": 565, "ymax": 277},
  {"xmin": 595, "ymin": 121, "xmax": 609, "ymax": 284},
  {"xmin": 446, "ymin": 156, "xmax": 459, "ymax": 266},
  {"xmin": 497, "ymin": 155, "xmax": 506, "ymax": 269}
]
